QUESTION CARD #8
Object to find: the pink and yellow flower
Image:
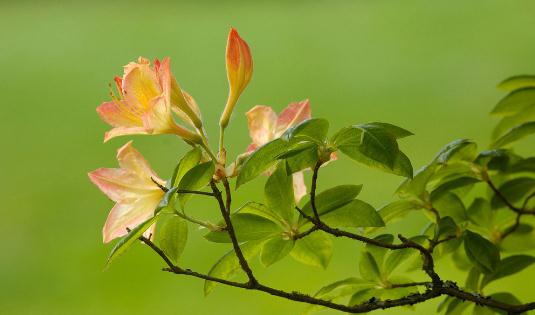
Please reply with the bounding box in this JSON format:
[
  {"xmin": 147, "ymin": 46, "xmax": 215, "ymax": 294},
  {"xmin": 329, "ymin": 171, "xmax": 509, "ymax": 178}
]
[
  {"xmin": 245, "ymin": 100, "xmax": 312, "ymax": 202},
  {"xmin": 88, "ymin": 141, "xmax": 164, "ymax": 243},
  {"xmin": 220, "ymin": 28, "xmax": 253, "ymax": 129},
  {"xmin": 97, "ymin": 57, "xmax": 202, "ymax": 143}
]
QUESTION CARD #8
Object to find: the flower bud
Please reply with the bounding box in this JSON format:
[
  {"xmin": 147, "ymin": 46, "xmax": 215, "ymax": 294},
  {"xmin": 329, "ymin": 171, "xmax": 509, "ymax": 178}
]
[{"xmin": 219, "ymin": 28, "xmax": 253, "ymax": 129}]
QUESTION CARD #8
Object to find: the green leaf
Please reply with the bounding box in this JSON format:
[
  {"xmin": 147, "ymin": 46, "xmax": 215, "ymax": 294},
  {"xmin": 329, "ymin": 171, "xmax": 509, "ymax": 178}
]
[
  {"xmin": 437, "ymin": 216, "xmax": 458, "ymax": 239},
  {"xmin": 204, "ymin": 240, "xmax": 264, "ymax": 295},
  {"xmin": 467, "ymin": 198, "xmax": 494, "ymax": 230},
  {"xmin": 434, "ymin": 139, "xmax": 477, "ymax": 164},
  {"xmin": 260, "ymin": 237, "xmax": 294, "ymax": 267},
  {"xmin": 283, "ymin": 144, "xmax": 319, "ymax": 174},
  {"xmin": 508, "ymin": 157, "xmax": 535, "ymax": 174},
  {"xmin": 156, "ymin": 215, "xmax": 188, "ymax": 264},
  {"xmin": 491, "ymin": 121, "xmax": 535, "ymax": 148},
  {"xmin": 377, "ymin": 200, "xmax": 422, "ymax": 225},
  {"xmin": 348, "ymin": 288, "xmax": 383, "ymax": 307},
  {"xmin": 265, "ymin": 163, "xmax": 295, "ymax": 225},
  {"xmin": 235, "ymin": 202, "xmax": 285, "ymax": 226},
  {"xmin": 282, "ymin": 118, "xmax": 329, "ymax": 144},
  {"xmin": 320, "ymin": 199, "xmax": 384, "ymax": 228},
  {"xmin": 491, "ymin": 88, "xmax": 535, "ymax": 117},
  {"xmin": 396, "ymin": 163, "xmax": 437, "ymax": 197},
  {"xmin": 465, "ymin": 267, "xmax": 481, "ymax": 292},
  {"xmin": 475, "ymin": 149, "xmax": 515, "ymax": 170},
  {"xmin": 154, "ymin": 186, "xmax": 179, "ymax": 215},
  {"xmin": 490, "ymin": 177, "xmax": 535, "ymax": 209},
  {"xmin": 464, "ymin": 230, "xmax": 500, "ymax": 274},
  {"xmin": 315, "ymin": 277, "xmax": 374, "ymax": 298},
  {"xmin": 431, "ymin": 176, "xmax": 481, "ymax": 200},
  {"xmin": 236, "ymin": 138, "xmax": 288, "ymax": 188},
  {"xmin": 488, "ymin": 293, "xmax": 522, "ymax": 314},
  {"xmin": 359, "ymin": 251, "xmax": 382, "ymax": 282},
  {"xmin": 498, "ymin": 75, "xmax": 535, "ymax": 91},
  {"xmin": 367, "ymin": 122, "xmax": 414, "ymax": 139},
  {"xmin": 291, "ymin": 231, "xmax": 332, "ymax": 268},
  {"xmin": 366, "ymin": 234, "xmax": 394, "ymax": 268},
  {"xmin": 480, "ymin": 255, "xmax": 535, "ymax": 289},
  {"xmin": 177, "ymin": 161, "xmax": 214, "ymax": 208},
  {"xmin": 299, "ymin": 184, "xmax": 363, "ymax": 225},
  {"xmin": 106, "ymin": 215, "xmax": 158, "ymax": 268},
  {"xmin": 204, "ymin": 213, "xmax": 282, "ymax": 243},
  {"xmin": 171, "ymin": 147, "xmax": 202, "ymax": 187},
  {"xmin": 383, "ymin": 248, "xmax": 416, "ymax": 277},
  {"xmin": 332, "ymin": 123, "xmax": 413, "ymax": 178},
  {"xmin": 432, "ymin": 192, "xmax": 467, "ymax": 223},
  {"xmin": 492, "ymin": 105, "xmax": 535, "ymax": 140}
]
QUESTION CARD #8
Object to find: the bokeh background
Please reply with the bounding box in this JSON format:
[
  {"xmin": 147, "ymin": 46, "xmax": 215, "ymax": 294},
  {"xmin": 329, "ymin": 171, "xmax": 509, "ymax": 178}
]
[{"xmin": 2, "ymin": 1, "xmax": 535, "ymax": 314}]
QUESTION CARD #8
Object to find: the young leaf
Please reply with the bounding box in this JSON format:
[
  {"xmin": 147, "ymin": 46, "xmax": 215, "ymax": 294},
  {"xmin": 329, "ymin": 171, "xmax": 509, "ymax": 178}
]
[
  {"xmin": 156, "ymin": 215, "xmax": 188, "ymax": 264},
  {"xmin": 204, "ymin": 213, "xmax": 282, "ymax": 243},
  {"xmin": 346, "ymin": 124, "xmax": 399, "ymax": 168},
  {"xmin": 491, "ymin": 88, "xmax": 535, "ymax": 117},
  {"xmin": 171, "ymin": 147, "xmax": 202, "ymax": 187},
  {"xmin": 480, "ymin": 255, "xmax": 535, "ymax": 289},
  {"xmin": 236, "ymin": 138, "xmax": 289, "ymax": 188},
  {"xmin": 498, "ymin": 75, "xmax": 535, "ymax": 91},
  {"xmin": 265, "ymin": 163, "xmax": 295, "ymax": 225},
  {"xmin": 290, "ymin": 231, "xmax": 332, "ymax": 268},
  {"xmin": 348, "ymin": 288, "xmax": 383, "ymax": 307},
  {"xmin": 204, "ymin": 240, "xmax": 264, "ymax": 295},
  {"xmin": 282, "ymin": 118, "xmax": 329, "ymax": 144},
  {"xmin": 359, "ymin": 251, "xmax": 382, "ymax": 282},
  {"xmin": 177, "ymin": 161, "xmax": 215, "ymax": 208},
  {"xmin": 319, "ymin": 199, "xmax": 384, "ymax": 228},
  {"xmin": 106, "ymin": 215, "xmax": 158, "ymax": 267},
  {"xmin": 260, "ymin": 237, "xmax": 294, "ymax": 267},
  {"xmin": 464, "ymin": 230, "xmax": 500, "ymax": 274},
  {"xmin": 491, "ymin": 121, "xmax": 535, "ymax": 148},
  {"xmin": 299, "ymin": 185, "xmax": 363, "ymax": 221}
]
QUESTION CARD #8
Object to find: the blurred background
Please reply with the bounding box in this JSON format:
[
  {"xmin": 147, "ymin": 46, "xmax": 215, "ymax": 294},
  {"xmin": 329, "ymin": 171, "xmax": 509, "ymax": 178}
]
[{"xmin": 1, "ymin": 0, "xmax": 535, "ymax": 314}]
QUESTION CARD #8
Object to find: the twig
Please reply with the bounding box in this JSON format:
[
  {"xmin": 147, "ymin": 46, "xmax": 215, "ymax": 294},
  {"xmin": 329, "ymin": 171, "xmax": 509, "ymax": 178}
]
[{"xmin": 210, "ymin": 181, "xmax": 257, "ymax": 286}]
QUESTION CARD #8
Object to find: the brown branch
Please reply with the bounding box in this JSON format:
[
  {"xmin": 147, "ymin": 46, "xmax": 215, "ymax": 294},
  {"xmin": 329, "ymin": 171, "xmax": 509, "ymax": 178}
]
[
  {"xmin": 139, "ymin": 233, "xmax": 535, "ymax": 314},
  {"xmin": 210, "ymin": 181, "xmax": 257, "ymax": 286},
  {"xmin": 310, "ymin": 161, "xmax": 323, "ymax": 222}
]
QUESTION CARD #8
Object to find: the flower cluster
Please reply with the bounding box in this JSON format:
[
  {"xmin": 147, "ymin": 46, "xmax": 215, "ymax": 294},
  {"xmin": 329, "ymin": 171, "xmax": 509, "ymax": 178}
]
[{"xmin": 88, "ymin": 29, "xmax": 325, "ymax": 242}]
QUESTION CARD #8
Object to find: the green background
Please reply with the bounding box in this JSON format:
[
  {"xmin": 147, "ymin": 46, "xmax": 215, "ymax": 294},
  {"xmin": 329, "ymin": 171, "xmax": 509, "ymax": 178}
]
[{"xmin": 2, "ymin": 1, "xmax": 535, "ymax": 314}]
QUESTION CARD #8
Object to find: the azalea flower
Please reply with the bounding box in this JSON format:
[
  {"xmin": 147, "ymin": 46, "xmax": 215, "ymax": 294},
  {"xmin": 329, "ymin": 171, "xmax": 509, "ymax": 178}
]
[
  {"xmin": 88, "ymin": 141, "xmax": 165, "ymax": 243},
  {"xmin": 219, "ymin": 28, "xmax": 253, "ymax": 129},
  {"xmin": 245, "ymin": 100, "xmax": 312, "ymax": 202},
  {"xmin": 97, "ymin": 57, "xmax": 202, "ymax": 143}
]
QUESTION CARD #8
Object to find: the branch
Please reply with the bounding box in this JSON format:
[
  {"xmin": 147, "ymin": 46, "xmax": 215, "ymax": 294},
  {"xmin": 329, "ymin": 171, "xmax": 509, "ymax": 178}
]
[
  {"xmin": 210, "ymin": 181, "xmax": 257, "ymax": 286},
  {"xmin": 141, "ymin": 233, "xmax": 535, "ymax": 314}
]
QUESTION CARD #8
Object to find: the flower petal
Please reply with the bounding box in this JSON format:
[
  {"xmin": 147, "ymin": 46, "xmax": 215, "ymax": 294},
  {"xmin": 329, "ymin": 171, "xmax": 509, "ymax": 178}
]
[
  {"xmin": 275, "ymin": 99, "xmax": 311, "ymax": 136},
  {"xmin": 246, "ymin": 105, "xmax": 277, "ymax": 147},
  {"xmin": 102, "ymin": 194, "xmax": 162, "ymax": 243},
  {"xmin": 292, "ymin": 172, "xmax": 307, "ymax": 203},
  {"xmin": 122, "ymin": 59, "xmax": 160, "ymax": 110},
  {"xmin": 97, "ymin": 101, "xmax": 142, "ymax": 127},
  {"xmin": 116, "ymin": 141, "xmax": 163, "ymax": 183},
  {"xmin": 88, "ymin": 168, "xmax": 157, "ymax": 202},
  {"xmin": 103, "ymin": 126, "xmax": 148, "ymax": 142},
  {"xmin": 141, "ymin": 96, "xmax": 200, "ymax": 143}
]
